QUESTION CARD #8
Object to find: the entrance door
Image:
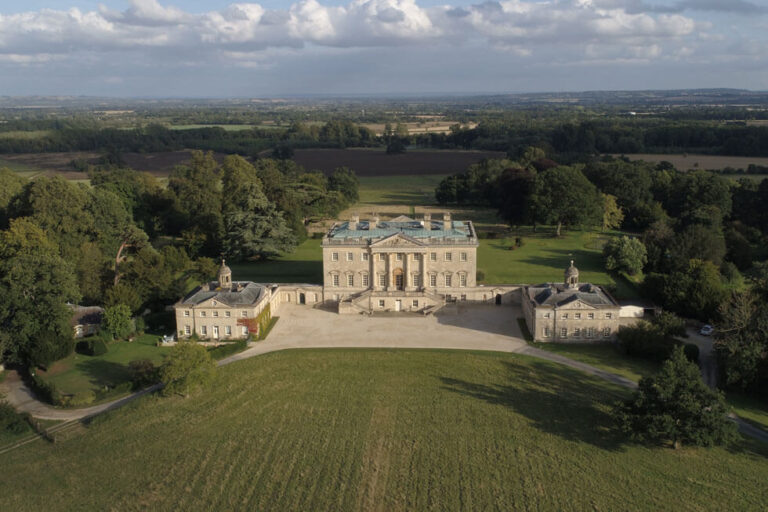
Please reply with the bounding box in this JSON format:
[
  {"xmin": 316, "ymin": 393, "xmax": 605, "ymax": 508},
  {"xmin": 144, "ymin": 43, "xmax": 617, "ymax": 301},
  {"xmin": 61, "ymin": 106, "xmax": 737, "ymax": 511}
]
[
  {"xmin": 213, "ymin": 325, "xmax": 219, "ymax": 339},
  {"xmin": 395, "ymin": 300, "xmax": 402, "ymax": 312},
  {"xmin": 299, "ymin": 293, "xmax": 306, "ymax": 305},
  {"xmin": 394, "ymin": 269, "xmax": 404, "ymax": 290},
  {"xmin": 495, "ymin": 294, "xmax": 502, "ymax": 305}
]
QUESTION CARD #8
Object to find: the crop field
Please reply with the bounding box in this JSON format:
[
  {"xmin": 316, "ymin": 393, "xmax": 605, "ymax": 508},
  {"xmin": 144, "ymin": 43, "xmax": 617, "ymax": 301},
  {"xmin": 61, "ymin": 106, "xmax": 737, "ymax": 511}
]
[
  {"xmin": 168, "ymin": 124, "xmax": 256, "ymax": 131},
  {"xmin": 360, "ymin": 120, "xmax": 476, "ymax": 136},
  {"xmin": 292, "ymin": 148, "xmax": 505, "ymax": 177},
  {"xmin": 616, "ymin": 153, "xmax": 768, "ymax": 171},
  {"xmin": 1, "ymin": 350, "xmax": 766, "ymax": 511}
]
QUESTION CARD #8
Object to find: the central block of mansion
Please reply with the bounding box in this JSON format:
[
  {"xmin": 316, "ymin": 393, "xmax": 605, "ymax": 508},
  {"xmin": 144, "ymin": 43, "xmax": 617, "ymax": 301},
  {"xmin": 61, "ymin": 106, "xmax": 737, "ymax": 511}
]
[{"xmin": 323, "ymin": 213, "xmax": 503, "ymax": 313}]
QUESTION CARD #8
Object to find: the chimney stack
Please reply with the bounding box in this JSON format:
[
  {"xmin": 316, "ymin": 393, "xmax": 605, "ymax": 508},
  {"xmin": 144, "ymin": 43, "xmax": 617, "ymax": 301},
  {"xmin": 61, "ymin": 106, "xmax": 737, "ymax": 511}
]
[
  {"xmin": 443, "ymin": 212, "xmax": 452, "ymax": 230},
  {"xmin": 370, "ymin": 215, "xmax": 379, "ymax": 229},
  {"xmin": 423, "ymin": 213, "xmax": 431, "ymax": 229},
  {"xmin": 349, "ymin": 215, "xmax": 359, "ymax": 231}
]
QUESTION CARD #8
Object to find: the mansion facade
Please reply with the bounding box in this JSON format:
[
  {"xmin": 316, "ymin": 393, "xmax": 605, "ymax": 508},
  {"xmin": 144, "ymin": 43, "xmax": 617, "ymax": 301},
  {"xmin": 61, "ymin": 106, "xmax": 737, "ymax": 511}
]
[{"xmin": 322, "ymin": 213, "xmax": 511, "ymax": 313}]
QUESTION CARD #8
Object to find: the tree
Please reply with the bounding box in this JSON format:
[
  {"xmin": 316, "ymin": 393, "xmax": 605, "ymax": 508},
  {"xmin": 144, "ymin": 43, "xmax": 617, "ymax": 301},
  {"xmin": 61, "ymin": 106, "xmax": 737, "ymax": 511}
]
[
  {"xmin": 529, "ymin": 166, "xmax": 604, "ymax": 236},
  {"xmin": 643, "ymin": 259, "xmax": 725, "ymax": 322},
  {"xmin": 603, "ymin": 236, "xmax": 647, "ymax": 275},
  {"xmin": 102, "ymin": 304, "xmax": 133, "ymax": 341},
  {"xmin": 327, "ymin": 167, "xmax": 359, "ymax": 205},
  {"xmin": 497, "ymin": 167, "xmax": 536, "ymax": 225},
  {"xmin": 0, "ymin": 168, "xmax": 26, "ymax": 229},
  {"xmin": 0, "ymin": 219, "xmax": 80, "ymax": 367},
  {"xmin": 602, "ymin": 193, "xmax": 624, "ymax": 231},
  {"xmin": 160, "ymin": 341, "xmax": 216, "ymax": 397},
  {"xmin": 614, "ymin": 347, "xmax": 737, "ymax": 449},
  {"xmin": 220, "ymin": 155, "xmax": 296, "ymax": 261}
]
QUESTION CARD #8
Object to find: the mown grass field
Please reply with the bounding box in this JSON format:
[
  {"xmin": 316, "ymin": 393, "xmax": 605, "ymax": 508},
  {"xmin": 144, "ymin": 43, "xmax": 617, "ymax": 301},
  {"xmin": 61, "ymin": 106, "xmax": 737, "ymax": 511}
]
[
  {"xmin": 358, "ymin": 174, "xmax": 447, "ymax": 205},
  {"xmin": 230, "ymin": 238, "xmax": 323, "ymax": 284},
  {"xmin": 1, "ymin": 350, "xmax": 766, "ymax": 511},
  {"xmin": 37, "ymin": 335, "xmax": 172, "ymax": 398}
]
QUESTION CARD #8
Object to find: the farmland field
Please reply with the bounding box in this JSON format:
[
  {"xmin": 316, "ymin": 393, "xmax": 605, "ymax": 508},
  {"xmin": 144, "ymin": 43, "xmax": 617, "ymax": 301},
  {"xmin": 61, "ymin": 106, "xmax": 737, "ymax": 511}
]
[
  {"xmin": 1, "ymin": 350, "xmax": 766, "ymax": 511},
  {"xmin": 168, "ymin": 124, "xmax": 256, "ymax": 131},
  {"xmin": 615, "ymin": 153, "xmax": 768, "ymax": 171},
  {"xmin": 292, "ymin": 148, "xmax": 505, "ymax": 176}
]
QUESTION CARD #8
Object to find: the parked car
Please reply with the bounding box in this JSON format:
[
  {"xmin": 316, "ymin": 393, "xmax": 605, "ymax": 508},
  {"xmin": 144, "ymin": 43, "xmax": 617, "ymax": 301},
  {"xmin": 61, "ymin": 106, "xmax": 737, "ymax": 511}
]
[
  {"xmin": 161, "ymin": 334, "xmax": 176, "ymax": 343},
  {"xmin": 699, "ymin": 324, "xmax": 714, "ymax": 336}
]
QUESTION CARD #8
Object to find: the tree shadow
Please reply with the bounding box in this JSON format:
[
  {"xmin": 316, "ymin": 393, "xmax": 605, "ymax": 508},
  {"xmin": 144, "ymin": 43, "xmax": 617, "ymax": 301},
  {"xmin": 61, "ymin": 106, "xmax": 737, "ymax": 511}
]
[
  {"xmin": 435, "ymin": 304, "xmax": 520, "ymax": 338},
  {"xmin": 75, "ymin": 359, "xmax": 131, "ymax": 388},
  {"xmin": 439, "ymin": 360, "xmax": 627, "ymax": 452}
]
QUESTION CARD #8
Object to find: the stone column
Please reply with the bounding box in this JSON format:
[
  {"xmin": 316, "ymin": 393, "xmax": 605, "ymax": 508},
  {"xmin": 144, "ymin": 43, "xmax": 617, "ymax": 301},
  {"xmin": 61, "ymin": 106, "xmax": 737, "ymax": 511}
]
[
  {"xmin": 422, "ymin": 251, "xmax": 428, "ymax": 290},
  {"xmin": 404, "ymin": 252, "xmax": 410, "ymax": 290},
  {"xmin": 369, "ymin": 249, "xmax": 375, "ymax": 290},
  {"xmin": 387, "ymin": 252, "xmax": 394, "ymax": 291}
]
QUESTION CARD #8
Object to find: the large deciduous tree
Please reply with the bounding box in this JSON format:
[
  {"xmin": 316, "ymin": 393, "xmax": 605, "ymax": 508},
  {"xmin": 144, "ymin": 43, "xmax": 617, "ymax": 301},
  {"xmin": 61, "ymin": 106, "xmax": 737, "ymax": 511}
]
[
  {"xmin": 614, "ymin": 347, "xmax": 737, "ymax": 449},
  {"xmin": 160, "ymin": 341, "xmax": 216, "ymax": 398},
  {"xmin": 529, "ymin": 166, "xmax": 604, "ymax": 236},
  {"xmin": 0, "ymin": 218, "xmax": 80, "ymax": 367},
  {"xmin": 220, "ymin": 155, "xmax": 296, "ymax": 261},
  {"xmin": 603, "ymin": 236, "xmax": 647, "ymax": 275}
]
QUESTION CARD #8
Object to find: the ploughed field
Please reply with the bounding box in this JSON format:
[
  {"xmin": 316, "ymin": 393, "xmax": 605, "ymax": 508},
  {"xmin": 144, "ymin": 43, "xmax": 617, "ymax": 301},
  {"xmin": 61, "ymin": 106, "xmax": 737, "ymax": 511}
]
[
  {"xmin": 1, "ymin": 350, "xmax": 766, "ymax": 511},
  {"xmin": 291, "ymin": 148, "xmax": 505, "ymax": 176},
  {"xmin": 614, "ymin": 153, "xmax": 768, "ymax": 172}
]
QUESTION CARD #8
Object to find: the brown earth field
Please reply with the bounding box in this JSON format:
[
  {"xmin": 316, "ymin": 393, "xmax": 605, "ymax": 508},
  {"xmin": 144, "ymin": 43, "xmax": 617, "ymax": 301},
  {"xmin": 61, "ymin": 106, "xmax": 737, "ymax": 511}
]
[
  {"xmin": 613, "ymin": 153, "xmax": 768, "ymax": 171},
  {"xmin": 3, "ymin": 148, "xmax": 504, "ymax": 178},
  {"xmin": 292, "ymin": 148, "xmax": 506, "ymax": 176}
]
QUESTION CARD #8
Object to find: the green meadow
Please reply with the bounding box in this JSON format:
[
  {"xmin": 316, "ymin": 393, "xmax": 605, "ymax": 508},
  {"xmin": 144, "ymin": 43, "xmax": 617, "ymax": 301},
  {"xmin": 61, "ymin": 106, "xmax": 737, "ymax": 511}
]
[{"xmin": 1, "ymin": 350, "xmax": 766, "ymax": 511}]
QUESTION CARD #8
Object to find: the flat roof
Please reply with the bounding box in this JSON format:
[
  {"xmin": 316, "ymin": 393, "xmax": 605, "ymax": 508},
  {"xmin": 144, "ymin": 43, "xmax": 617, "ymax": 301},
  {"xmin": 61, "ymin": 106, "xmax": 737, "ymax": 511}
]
[{"xmin": 325, "ymin": 216, "xmax": 476, "ymax": 243}]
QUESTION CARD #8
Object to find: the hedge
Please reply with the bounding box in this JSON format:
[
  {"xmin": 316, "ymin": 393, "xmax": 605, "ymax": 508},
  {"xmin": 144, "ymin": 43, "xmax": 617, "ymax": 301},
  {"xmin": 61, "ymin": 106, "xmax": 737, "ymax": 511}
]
[{"xmin": 208, "ymin": 339, "xmax": 248, "ymax": 360}]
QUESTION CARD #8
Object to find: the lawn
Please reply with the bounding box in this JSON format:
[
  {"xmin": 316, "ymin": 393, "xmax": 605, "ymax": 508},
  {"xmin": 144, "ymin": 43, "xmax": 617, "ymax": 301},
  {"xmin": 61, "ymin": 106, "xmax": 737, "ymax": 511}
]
[
  {"xmin": 532, "ymin": 341, "xmax": 661, "ymax": 383},
  {"xmin": 477, "ymin": 228, "xmax": 639, "ymax": 299},
  {"xmin": 728, "ymin": 393, "xmax": 768, "ymax": 433},
  {"xmin": 1, "ymin": 350, "xmax": 766, "ymax": 511},
  {"xmin": 358, "ymin": 175, "xmax": 447, "ymax": 205},
  {"xmin": 37, "ymin": 334, "xmax": 172, "ymax": 398},
  {"xmin": 229, "ymin": 238, "xmax": 323, "ymax": 284}
]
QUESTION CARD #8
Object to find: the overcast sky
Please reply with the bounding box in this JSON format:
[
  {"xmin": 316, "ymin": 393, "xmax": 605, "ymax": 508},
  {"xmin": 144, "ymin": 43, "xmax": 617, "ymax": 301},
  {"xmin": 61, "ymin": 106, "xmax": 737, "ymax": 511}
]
[{"xmin": 0, "ymin": 0, "xmax": 765, "ymax": 97}]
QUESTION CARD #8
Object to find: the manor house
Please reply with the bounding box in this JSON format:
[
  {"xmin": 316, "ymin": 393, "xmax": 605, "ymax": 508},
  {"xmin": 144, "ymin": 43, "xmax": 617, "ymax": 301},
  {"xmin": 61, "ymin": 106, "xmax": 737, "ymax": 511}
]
[
  {"xmin": 522, "ymin": 261, "xmax": 621, "ymax": 342},
  {"xmin": 322, "ymin": 213, "xmax": 515, "ymax": 313}
]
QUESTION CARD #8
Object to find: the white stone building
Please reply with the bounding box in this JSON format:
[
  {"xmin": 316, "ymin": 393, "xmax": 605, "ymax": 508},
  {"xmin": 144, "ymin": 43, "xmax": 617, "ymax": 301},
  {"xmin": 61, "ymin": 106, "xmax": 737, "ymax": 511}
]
[{"xmin": 522, "ymin": 261, "xmax": 621, "ymax": 342}]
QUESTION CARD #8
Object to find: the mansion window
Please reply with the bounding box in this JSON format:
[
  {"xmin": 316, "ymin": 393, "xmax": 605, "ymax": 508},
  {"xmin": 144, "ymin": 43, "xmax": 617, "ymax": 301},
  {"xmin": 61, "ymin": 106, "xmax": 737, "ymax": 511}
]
[
  {"xmin": 346, "ymin": 252, "xmax": 354, "ymax": 262},
  {"xmin": 605, "ymin": 313, "xmax": 613, "ymax": 320},
  {"xmin": 588, "ymin": 313, "xmax": 594, "ymax": 320},
  {"xmin": 213, "ymin": 311, "xmax": 219, "ymax": 318},
  {"xmin": 587, "ymin": 328, "xmax": 595, "ymax": 338},
  {"xmin": 200, "ymin": 311, "xmax": 206, "ymax": 317},
  {"xmin": 444, "ymin": 274, "xmax": 452, "ymax": 287},
  {"xmin": 413, "ymin": 274, "xmax": 421, "ymax": 287},
  {"xmin": 561, "ymin": 328, "xmax": 567, "ymax": 337},
  {"xmin": 543, "ymin": 327, "xmax": 551, "ymax": 338},
  {"xmin": 184, "ymin": 325, "xmax": 191, "ymax": 335},
  {"xmin": 396, "ymin": 253, "xmax": 403, "ymax": 261},
  {"xmin": 241, "ymin": 311, "xmax": 247, "ymax": 317},
  {"xmin": 347, "ymin": 274, "xmax": 354, "ymax": 287},
  {"xmin": 412, "ymin": 300, "xmax": 419, "ymax": 308},
  {"xmin": 460, "ymin": 294, "xmax": 466, "ymax": 301},
  {"xmin": 362, "ymin": 253, "xmax": 369, "ymax": 261},
  {"xmin": 561, "ymin": 313, "xmax": 568, "ymax": 319},
  {"xmin": 413, "ymin": 253, "xmax": 421, "ymax": 260},
  {"xmin": 225, "ymin": 326, "xmax": 232, "ymax": 336},
  {"xmin": 332, "ymin": 252, "xmax": 339, "ymax": 261},
  {"xmin": 460, "ymin": 252, "xmax": 467, "ymax": 262},
  {"xmin": 444, "ymin": 252, "xmax": 452, "ymax": 262},
  {"xmin": 201, "ymin": 326, "xmax": 207, "ymax": 336},
  {"xmin": 430, "ymin": 252, "xmax": 437, "ymax": 262},
  {"xmin": 603, "ymin": 328, "xmax": 611, "ymax": 337},
  {"xmin": 332, "ymin": 274, "xmax": 340, "ymax": 287},
  {"xmin": 459, "ymin": 273, "xmax": 467, "ymax": 287},
  {"xmin": 378, "ymin": 299, "xmax": 385, "ymax": 308},
  {"xmin": 362, "ymin": 273, "xmax": 370, "ymax": 287},
  {"xmin": 574, "ymin": 313, "xmax": 581, "ymax": 320},
  {"xmin": 429, "ymin": 274, "xmax": 437, "ymax": 287},
  {"xmin": 183, "ymin": 310, "xmax": 190, "ymax": 317},
  {"xmin": 225, "ymin": 311, "xmax": 231, "ymax": 318},
  {"xmin": 543, "ymin": 312, "xmax": 551, "ymax": 319},
  {"xmin": 379, "ymin": 274, "xmax": 387, "ymax": 287},
  {"xmin": 241, "ymin": 326, "xmax": 248, "ymax": 336},
  {"xmin": 574, "ymin": 328, "xmax": 581, "ymax": 338},
  {"xmin": 379, "ymin": 253, "xmax": 386, "ymax": 261}
]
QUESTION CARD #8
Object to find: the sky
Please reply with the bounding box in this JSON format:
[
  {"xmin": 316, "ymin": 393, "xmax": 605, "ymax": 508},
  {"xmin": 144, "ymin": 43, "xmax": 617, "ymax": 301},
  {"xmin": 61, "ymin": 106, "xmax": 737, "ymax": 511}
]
[{"xmin": 0, "ymin": 0, "xmax": 766, "ymax": 97}]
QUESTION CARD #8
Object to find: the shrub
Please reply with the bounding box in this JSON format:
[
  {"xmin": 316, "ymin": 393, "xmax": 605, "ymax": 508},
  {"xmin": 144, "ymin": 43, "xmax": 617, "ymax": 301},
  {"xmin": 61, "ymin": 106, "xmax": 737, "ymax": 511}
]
[
  {"xmin": 208, "ymin": 340, "xmax": 248, "ymax": 360},
  {"xmin": 94, "ymin": 382, "xmax": 133, "ymax": 401},
  {"xmin": 133, "ymin": 316, "xmax": 146, "ymax": 336},
  {"xmin": 90, "ymin": 339, "xmax": 109, "ymax": 356},
  {"xmin": 103, "ymin": 304, "xmax": 133, "ymax": 340},
  {"xmin": 129, "ymin": 359, "xmax": 159, "ymax": 389},
  {"xmin": 684, "ymin": 343, "xmax": 700, "ymax": 364},
  {"xmin": 618, "ymin": 322, "xmax": 681, "ymax": 362},
  {"xmin": 311, "ymin": 232, "xmax": 324, "ymax": 239},
  {"xmin": 160, "ymin": 341, "xmax": 217, "ymax": 397},
  {"xmin": 68, "ymin": 391, "xmax": 96, "ymax": 407},
  {"xmin": 0, "ymin": 401, "xmax": 29, "ymax": 435}
]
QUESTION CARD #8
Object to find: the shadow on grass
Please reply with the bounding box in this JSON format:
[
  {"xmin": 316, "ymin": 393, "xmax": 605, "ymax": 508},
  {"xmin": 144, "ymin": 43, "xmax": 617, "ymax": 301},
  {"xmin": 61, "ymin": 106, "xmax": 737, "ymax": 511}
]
[
  {"xmin": 440, "ymin": 360, "xmax": 627, "ymax": 452},
  {"xmin": 231, "ymin": 260, "xmax": 323, "ymax": 284},
  {"xmin": 76, "ymin": 359, "xmax": 131, "ymax": 388}
]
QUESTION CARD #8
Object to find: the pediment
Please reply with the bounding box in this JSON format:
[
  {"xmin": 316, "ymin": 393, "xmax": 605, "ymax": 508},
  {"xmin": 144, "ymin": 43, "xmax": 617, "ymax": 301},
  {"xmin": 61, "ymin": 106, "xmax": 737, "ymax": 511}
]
[
  {"xmin": 556, "ymin": 298, "xmax": 598, "ymax": 310},
  {"xmin": 370, "ymin": 233, "xmax": 425, "ymax": 248}
]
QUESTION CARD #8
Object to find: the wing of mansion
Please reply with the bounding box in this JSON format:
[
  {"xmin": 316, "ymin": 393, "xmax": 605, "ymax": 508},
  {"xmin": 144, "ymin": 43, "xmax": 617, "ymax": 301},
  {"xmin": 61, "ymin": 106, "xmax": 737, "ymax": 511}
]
[{"xmin": 176, "ymin": 213, "xmax": 642, "ymax": 342}]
